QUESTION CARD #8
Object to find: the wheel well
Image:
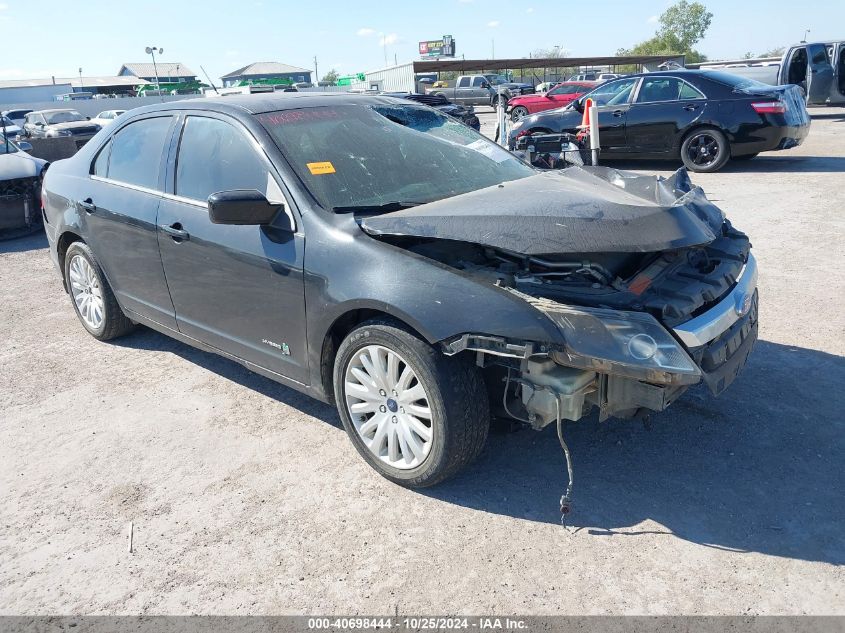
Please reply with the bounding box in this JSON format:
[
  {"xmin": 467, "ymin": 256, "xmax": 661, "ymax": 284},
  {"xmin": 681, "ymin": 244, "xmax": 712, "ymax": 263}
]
[
  {"xmin": 319, "ymin": 309, "xmax": 422, "ymax": 404},
  {"xmin": 56, "ymin": 231, "xmax": 83, "ymax": 289},
  {"xmin": 678, "ymin": 124, "xmax": 727, "ymax": 154}
]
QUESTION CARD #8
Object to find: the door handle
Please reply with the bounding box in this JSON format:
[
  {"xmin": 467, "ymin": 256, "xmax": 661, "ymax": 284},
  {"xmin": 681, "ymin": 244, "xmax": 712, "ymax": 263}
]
[
  {"xmin": 160, "ymin": 222, "xmax": 190, "ymax": 241},
  {"xmin": 612, "ymin": 109, "xmax": 624, "ymax": 117},
  {"xmin": 683, "ymin": 104, "xmax": 700, "ymax": 111},
  {"xmin": 79, "ymin": 198, "xmax": 96, "ymax": 213}
]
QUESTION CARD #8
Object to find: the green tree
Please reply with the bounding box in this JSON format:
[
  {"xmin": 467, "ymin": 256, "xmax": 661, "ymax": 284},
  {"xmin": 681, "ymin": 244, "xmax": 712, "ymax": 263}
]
[
  {"xmin": 761, "ymin": 46, "xmax": 786, "ymax": 58},
  {"xmin": 617, "ymin": 1, "xmax": 712, "ymax": 65},
  {"xmin": 658, "ymin": 0, "xmax": 713, "ymax": 50},
  {"xmin": 321, "ymin": 69, "xmax": 340, "ymax": 84}
]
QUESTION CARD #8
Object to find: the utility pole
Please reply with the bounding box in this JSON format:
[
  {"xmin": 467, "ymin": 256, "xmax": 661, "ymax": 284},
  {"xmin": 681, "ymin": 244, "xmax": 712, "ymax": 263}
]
[
  {"xmin": 78, "ymin": 67, "xmax": 83, "ymax": 92},
  {"xmin": 491, "ymin": 39, "xmax": 495, "ymax": 60},
  {"xmin": 314, "ymin": 56, "xmax": 318, "ymax": 84}
]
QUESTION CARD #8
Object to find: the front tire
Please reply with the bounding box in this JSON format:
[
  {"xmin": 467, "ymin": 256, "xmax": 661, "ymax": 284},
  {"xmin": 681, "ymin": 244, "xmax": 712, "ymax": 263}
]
[
  {"xmin": 64, "ymin": 241, "xmax": 135, "ymax": 341},
  {"xmin": 511, "ymin": 106, "xmax": 529, "ymax": 121},
  {"xmin": 680, "ymin": 127, "xmax": 730, "ymax": 173},
  {"xmin": 333, "ymin": 319, "xmax": 489, "ymax": 488}
]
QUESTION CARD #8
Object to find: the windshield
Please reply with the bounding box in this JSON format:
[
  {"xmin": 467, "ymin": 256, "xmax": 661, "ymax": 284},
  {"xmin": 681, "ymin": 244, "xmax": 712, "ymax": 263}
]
[
  {"xmin": 484, "ymin": 74, "xmax": 509, "ymax": 85},
  {"xmin": 1, "ymin": 116, "xmax": 16, "ymax": 127},
  {"xmin": 257, "ymin": 104, "xmax": 533, "ymax": 211},
  {"xmin": 45, "ymin": 110, "xmax": 86, "ymax": 124}
]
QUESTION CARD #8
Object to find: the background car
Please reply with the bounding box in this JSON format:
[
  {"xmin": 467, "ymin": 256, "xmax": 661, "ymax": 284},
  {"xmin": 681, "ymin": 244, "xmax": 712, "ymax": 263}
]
[
  {"xmin": 0, "ymin": 136, "xmax": 47, "ymax": 238},
  {"xmin": 90, "ymin": 110, "xmax": 126, "ymax": 127},
  {"xmin": 2, "ymin": 109, "xmax": 33, "ymax": 127},
  {"xmin": 508, "ymin": 81, "xmax": 597, "ymax": 121},
  {"xmin": 0, "ymin": 115, "xmax": 23, "ymax": 139},
  {"xmin": 509, "ymin": 70, "xmax": 811, "ymax": 172},
  {"xmin": 23, "ymin": 109, "xmax": 101, "ymax": 148},
  {"xmin": 384, "ymin": 92, "xmax": 481, "ymax": 130}
]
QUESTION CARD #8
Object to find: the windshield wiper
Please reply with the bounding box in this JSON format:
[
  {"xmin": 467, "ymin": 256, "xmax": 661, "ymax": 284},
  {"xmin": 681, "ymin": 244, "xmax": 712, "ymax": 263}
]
[{"xmin": 333, "ymin": 201, "xmax": 425, "ymax": 215}]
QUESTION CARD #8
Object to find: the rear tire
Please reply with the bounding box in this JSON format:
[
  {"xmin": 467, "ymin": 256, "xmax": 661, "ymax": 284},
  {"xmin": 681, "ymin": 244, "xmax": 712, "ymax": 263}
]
[
  {"xmin": 333, "ymin": 319, "xmax": 489, "ymax": 488},
  {"xmin": 680, "ymin": 127, "xmax": 730, "ymax": 173},
  {"xmin": 64, "ymin": 241, "xmax": 135, "ymax": 341}
]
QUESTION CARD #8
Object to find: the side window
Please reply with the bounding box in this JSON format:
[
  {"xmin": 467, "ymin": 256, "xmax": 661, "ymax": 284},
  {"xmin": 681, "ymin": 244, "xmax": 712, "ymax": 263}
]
[
  {"xmin": 107, "ymin": 116, "xmax": 173, "ymax": 190},
  {"xmin": 471, "ymin": 76, "xmax": 485, "ymax": 87},
  {"xmin": 636, "ymin": 78, "xmax": 683, "ymax": 103},
  {"xmin": 588, "ymin": 78, "xmax": 639, "ymax": 106},
  {"xmin": 679, "ymin": 81, "xmax": 705, "ymax": 100},
  {"xmin": 175, "ymin": 116, "xmax": 269, "ymax": 202},
  {"xmin": 457, "ymin": 77, "xmax": 470, "ymax": 88},
  {"xmin": 811, "ymin": 47, "xmax": 829, "ymax": 65},
  {"xmin": 92, "ymin": 140, "xmax": 111, "ymax": 176}
]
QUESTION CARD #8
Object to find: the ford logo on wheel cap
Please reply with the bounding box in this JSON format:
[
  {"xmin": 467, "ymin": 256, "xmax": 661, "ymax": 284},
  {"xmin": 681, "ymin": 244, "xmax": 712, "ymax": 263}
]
[{"xmin": 736, "ymin": 292, "xmax": 753, "ymax": 317}]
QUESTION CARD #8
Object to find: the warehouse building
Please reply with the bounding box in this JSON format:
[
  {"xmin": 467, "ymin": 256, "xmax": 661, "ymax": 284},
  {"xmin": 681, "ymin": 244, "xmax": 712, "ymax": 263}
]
[
  {"xmin": 0, "ymin": 75, "xmax": 147, "ymax": 104},
  {"xmin": 118, "ymin": 62, "xmax": 197, "ymax": 84},
  {"xmin": 220, "ymin": 62, "xmax": 313, "ymax": 87}
]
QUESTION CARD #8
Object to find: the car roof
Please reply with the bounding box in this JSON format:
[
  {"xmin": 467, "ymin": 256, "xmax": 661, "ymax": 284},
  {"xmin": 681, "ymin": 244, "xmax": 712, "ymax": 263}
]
[{"xmin": 119, "ymin": 93, "xmax": 416, "ymax": 118}]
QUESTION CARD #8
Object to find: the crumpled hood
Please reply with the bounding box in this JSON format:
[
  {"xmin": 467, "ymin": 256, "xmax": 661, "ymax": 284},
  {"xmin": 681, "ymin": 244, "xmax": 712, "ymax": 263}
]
[
  {"xmin": 359, "ymin": 166, "xmax": 725, "ymax": 255},
  {"xmin": 0, "ymin": 151, "xmax": 47, "ymax": 180}
]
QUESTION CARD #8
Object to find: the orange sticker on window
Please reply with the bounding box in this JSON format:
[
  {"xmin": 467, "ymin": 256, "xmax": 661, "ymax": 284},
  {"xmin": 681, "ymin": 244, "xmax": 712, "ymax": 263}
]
[{"xmin": 307, "ymin": 161, "xmax": 336, "ymax": 175}]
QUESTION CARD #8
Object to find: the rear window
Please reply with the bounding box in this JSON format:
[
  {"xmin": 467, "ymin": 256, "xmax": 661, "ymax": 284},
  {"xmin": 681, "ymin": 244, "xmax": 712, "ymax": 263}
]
[{"xmin": 701, "ymin": 71, "xmax": 772, "ymax": 91}]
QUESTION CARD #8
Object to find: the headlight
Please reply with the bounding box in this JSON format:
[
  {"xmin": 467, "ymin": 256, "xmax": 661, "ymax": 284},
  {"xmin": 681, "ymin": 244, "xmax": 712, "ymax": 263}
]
[{"xmin": 541, "ymin": 304, "xmax": 702, "ymax": 385}]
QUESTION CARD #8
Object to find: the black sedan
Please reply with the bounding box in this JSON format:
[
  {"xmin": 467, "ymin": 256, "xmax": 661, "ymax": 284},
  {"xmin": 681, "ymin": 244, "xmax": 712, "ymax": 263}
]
[
  {"xmin": 508, "ymin": 70, "xmax": 811, "ymax": 172},
  {"xmin": 42, "ymin": 94, "xmax": 758, "ymax": 493}
]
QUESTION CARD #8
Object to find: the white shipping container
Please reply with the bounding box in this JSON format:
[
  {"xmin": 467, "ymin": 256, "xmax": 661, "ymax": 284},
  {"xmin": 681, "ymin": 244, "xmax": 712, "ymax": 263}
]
[{"xmin": 364, "ymin": 63, "xmax": 416, "ymax": 93}]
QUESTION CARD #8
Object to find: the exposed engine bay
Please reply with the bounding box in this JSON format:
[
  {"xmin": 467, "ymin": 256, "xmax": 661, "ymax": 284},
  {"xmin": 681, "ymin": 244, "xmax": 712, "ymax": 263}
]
[{"xmin": 358, "ymin": 166, "xmax": 759, "ymax": 521}]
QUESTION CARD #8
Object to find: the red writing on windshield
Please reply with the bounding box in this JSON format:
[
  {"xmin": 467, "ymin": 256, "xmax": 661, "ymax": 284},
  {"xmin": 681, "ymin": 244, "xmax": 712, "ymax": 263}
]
[{"xmin": 258, "ymin": 109, "xmax": 341, "ymax": 126}]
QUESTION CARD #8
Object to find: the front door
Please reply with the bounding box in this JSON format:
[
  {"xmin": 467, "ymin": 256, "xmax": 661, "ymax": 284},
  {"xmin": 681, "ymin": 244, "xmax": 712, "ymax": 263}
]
[
  {"xmin": 585, "ymin": 77, "xmax": 640, "ymax": 153},
  {"xmin": 83, "ymin": 115, "xmax": 178, "ymax": 328},
  {"xmin": 806, "ymin": 42, "xmax": 835, "ymax": 105},
  {"xmin": 156, "ymin": 114, "xmax": 309, "ymax": 383},
  {"xmin": 626, "ymin": 77, "xmax": 706, "ymax": 154}
]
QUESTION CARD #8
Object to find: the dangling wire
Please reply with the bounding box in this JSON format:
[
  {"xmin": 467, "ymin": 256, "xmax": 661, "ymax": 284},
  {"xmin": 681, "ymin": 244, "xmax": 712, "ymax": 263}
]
[{"xmin": 555, "ymin": 396, "xmax": 574, "ymax": 527}]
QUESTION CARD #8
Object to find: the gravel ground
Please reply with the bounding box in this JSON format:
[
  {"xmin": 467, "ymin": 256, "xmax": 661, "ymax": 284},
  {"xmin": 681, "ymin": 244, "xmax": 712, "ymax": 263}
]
[{"xmin": 1, "ymin": 108, "xmax": 843, "ymax": 616}]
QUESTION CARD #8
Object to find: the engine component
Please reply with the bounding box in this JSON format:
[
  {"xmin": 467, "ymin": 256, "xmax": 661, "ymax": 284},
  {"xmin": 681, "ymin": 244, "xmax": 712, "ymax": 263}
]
[{"xmin": 520, "ymin": 359, "xmax": 596, "ymax": 429}]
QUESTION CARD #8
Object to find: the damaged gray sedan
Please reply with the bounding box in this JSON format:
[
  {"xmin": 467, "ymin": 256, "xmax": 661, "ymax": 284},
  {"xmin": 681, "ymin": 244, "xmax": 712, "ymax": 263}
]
[{"xmin": 42, "ymin": 95, "xmax": 758, "ymax": 507}]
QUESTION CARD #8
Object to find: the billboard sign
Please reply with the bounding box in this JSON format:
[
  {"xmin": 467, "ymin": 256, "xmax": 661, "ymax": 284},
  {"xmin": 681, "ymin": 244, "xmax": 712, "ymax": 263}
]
[{"xmin": 419, "ymin": 35, "xmax": 456, "ymax": 58}]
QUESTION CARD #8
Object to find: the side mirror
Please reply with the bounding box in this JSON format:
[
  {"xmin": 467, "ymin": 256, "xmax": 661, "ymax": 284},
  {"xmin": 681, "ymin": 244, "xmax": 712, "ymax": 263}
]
[
  {"xmin": 208, "ymin": 189, "xmax": 288, "ymax": 228},
  {"xmin": 36, "ymin": 121, "xmax": 45, "ymax": 127},
  {"xmin": 481, "ymin": 81, "xmax": 491, "ymax": 89},
  {"xmin": 17, "ymin": 141, "xmax": 33, "ymax": 152},
  {"xmin": 86, "ymin": 116, "xmax": 91, "ymax": 120},
  {"xmin": 573, "ymin": 99, "xmax": 585, "ymax": 113}
]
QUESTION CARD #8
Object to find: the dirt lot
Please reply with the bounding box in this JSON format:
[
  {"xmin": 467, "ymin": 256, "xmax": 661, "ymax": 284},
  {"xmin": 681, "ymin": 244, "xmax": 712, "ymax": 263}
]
[{"xmin": 1, "ymin": 108, "xmax": 843, "ymax": 615}]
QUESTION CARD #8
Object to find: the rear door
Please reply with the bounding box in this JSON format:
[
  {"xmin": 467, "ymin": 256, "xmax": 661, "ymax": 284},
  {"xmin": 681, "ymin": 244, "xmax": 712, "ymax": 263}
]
[
  {"xmin": 806, "ymin": 42, "xmax": 834, "ymax": 104},
  {"xmin": 83, "ymin": 115, "xmax": 178, "ymax": 328},
  {"xmin": 454, "ymin": 76, "xmax": 472, "ymax": 104},
  {"xmin": 626, "ymin": 77, "xmax": 706, "ymax": 154},
  {"xmin": 156, "ymin": 113, "xmax": 308, "ymax": 383}
]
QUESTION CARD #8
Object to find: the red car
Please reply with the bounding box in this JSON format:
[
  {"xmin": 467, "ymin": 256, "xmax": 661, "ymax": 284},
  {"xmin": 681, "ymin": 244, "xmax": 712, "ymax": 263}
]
[{"xmin": 508, "ymin": 81, "xmax": 597, "ymax": 121}]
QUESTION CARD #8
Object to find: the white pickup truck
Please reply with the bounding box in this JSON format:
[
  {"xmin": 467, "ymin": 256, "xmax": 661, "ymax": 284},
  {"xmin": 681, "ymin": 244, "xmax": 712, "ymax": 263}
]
[{"xmin": 699, "ymin": 40, "xmax": 845, "ymax": 106}]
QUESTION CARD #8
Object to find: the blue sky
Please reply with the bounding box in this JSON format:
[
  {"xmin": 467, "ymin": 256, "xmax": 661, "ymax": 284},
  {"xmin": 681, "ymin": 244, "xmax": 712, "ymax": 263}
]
[{"xmin": 1, "ymin": 0, "xmax": 843, "ymax": 83}]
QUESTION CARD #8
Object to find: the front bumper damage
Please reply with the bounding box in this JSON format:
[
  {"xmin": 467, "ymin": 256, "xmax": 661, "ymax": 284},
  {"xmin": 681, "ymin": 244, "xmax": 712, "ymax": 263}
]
[{"xmin": 444, "ymin": 257, "xmax": 758, "ymax": 428}]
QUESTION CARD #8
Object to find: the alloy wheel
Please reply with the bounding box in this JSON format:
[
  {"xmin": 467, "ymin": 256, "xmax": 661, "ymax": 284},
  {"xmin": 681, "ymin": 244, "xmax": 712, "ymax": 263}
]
[
  {"xmin": 687, "ymin": 133, "xmax": 721, "ymax": 167},
  {"xmin": 68, "ymin": 254, "xmax": 104, "ymax": 330},
  {"xmin": 344, "ymin": 345, "xmax": 433, "ymax": 470}
]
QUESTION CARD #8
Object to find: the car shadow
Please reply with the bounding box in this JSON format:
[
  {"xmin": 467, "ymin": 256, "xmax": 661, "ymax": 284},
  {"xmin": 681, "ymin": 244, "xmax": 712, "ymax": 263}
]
[
  {"xmin": 113, "ymin": 326, "xmax": 339, "ymax": 426},
  {"xmin": 114, "ymin": 328, "xmax": 844, "ymax": 565},
  {"xmin": 423, "ymin": 340, "xmax": 845, "ymax": 565},
  {"xmin": 0, "ymin": 229, "xmax": 47, "ymax": 253}
]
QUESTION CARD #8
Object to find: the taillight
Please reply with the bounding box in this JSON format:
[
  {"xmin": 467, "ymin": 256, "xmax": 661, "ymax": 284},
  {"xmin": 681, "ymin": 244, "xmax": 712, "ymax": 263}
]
[
  {"xmin": 515, "ymin": 128, "xmax": 533, "ymax": 139},
  {"xmin": 751, "ymin": 101, "xmax": 786, "ymax": 114}
]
